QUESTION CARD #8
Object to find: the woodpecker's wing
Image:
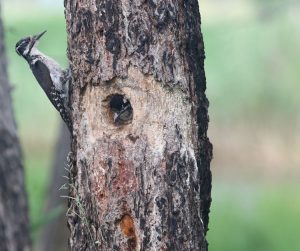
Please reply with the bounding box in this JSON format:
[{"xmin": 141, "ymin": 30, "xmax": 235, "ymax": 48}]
[
  {"xmin": 30, "ymin": 59, "xmax": 65, "ymax": 111},
  {"xmin": 30, "ymin": 59, "xmax": 54, "ymax": 100},
  {"xmin": 30, "ymin": 59, "xmax": 72, "ymax": 129}
]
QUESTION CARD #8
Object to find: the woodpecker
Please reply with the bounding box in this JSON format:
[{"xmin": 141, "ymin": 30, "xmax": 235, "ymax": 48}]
[
  {"xmin": 15, "ymin": 31, "xmax": 72, "ymax": 131},
  {"xmin": 112, "ymin": 98, "xmax": 133, "ymax": 125}
]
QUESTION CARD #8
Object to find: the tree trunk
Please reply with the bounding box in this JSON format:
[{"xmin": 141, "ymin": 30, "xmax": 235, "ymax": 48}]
[
  {"xmin": 64, "ymin": 0, "xmax": 212, "ymax": 250},
  {"xmin": 0, "ymin": 5, "xmax": 31, "ymax": 251}
]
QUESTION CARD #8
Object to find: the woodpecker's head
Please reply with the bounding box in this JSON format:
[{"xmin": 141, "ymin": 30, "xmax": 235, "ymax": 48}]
[{"xmin": 15, "ymin": 30, "xmax": 46, "ymax": 57}]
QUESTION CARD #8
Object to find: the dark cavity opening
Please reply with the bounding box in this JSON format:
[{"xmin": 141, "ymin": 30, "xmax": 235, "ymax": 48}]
[{"xmin": 109, "ymin": 94, "xmax": 133, "ymax": 125}]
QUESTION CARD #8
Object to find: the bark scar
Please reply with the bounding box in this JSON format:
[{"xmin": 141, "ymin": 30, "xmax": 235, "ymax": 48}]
[{"xmin": 119, "ymin": 214, "xmax": 137, "ymax": 249}]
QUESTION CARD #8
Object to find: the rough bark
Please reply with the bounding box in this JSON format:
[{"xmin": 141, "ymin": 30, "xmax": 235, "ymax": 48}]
[
  {"xmin": 64, "ymin": 0, "xmax": 212, "ymax": 250},
  {"xmin": 0, "ymin": 5, "xmax": 31, "ymax": 251},
  {"xmin": 37, "ymin": 123, "xmax": 70, "ymax": 251}
]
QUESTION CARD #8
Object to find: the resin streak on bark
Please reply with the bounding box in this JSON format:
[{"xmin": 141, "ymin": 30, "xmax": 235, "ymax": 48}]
[{"xmin": 64, "ymin": 0, "xmax": 212, "ymax": 250}]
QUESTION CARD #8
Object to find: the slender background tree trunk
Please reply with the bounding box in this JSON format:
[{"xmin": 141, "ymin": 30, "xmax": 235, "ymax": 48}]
[
  {"xmin": 0, "ymin": 5, "xmax": 31, "ymax": 251},
  {"xmin": 64, "ymin": 0, "xmax": 212, "ymax": 250},
  {"xmin": 37, "ymin": 123, "xmax": 70, "ymax": 251}
]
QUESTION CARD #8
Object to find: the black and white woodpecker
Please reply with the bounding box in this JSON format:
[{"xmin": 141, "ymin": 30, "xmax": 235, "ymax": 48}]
[{"xmin": 15, "ymin": 31, "xmax": 72, "ymax": 131}]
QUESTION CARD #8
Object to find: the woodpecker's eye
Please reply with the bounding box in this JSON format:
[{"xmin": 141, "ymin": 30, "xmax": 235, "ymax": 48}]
[
  {"xmin": 16, "ymin": 37, "xmax": 30, "ymax": 48},
  {"xmin": 15, "ymin": 37, "xmax": 31, "ymax": 56}
]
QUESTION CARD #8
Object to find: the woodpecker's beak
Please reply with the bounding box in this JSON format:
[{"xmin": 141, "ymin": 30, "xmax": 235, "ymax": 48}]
[
  {"xmin": 28, "ymin": 30, "xmax": 46, "ymax": 55},
  {"xmin": 32, "ymin": 30, "xmax": 47, "ymax": 43}
]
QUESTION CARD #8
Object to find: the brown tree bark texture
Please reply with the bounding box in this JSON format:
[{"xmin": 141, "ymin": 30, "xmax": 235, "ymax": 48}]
[
  {"xmin": 0, "ymin": 6, "xmax": 31, "ymax": 251},
  {"xmin": 64, "ymin": 0, "xmax": 212, "ymax": 250}
]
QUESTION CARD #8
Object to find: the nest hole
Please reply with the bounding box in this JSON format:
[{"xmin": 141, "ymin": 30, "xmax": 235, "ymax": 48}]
[{"xmin": 108, "ymin": 94, "xmax": 133, "ymax": 125}]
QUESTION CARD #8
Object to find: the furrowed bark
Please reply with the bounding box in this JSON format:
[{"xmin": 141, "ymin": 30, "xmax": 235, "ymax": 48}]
[
  {"xmin": 0, "ymin": 5, "xmax": 31, "ymax": 251},
  {"xmin": 64, "ymin": 0, "xmax": 212, "ymax": 250}
]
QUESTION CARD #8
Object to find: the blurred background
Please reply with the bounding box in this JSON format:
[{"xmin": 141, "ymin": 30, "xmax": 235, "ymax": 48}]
[{"xmin": 1, "ymin": 0, "xmax": 300, "ymax": 250}]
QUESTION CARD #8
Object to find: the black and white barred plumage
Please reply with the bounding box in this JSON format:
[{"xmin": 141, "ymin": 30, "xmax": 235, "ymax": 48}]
[{"xmin": 15, "ymin": 31, "xmax": 72, "ymax": 131}]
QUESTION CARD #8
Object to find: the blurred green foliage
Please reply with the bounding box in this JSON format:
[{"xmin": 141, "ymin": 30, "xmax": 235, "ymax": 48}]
[
  {"xmin": 3, "ymin": 2, "xmax": 67, "ymax": 240},
  {"xmin": 208, "ymin": 182, "xmax": 300, "ymax": 251},
  {"xmin": 2, "ymin": 0, "xmax": 300, "ymax": 250},
  {"xmin": 203, "ymin": 3, "xmax": 300, "ymax": 127}
]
